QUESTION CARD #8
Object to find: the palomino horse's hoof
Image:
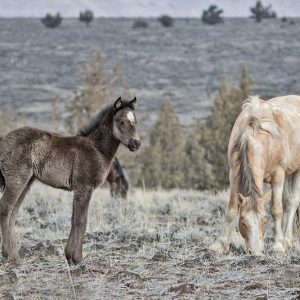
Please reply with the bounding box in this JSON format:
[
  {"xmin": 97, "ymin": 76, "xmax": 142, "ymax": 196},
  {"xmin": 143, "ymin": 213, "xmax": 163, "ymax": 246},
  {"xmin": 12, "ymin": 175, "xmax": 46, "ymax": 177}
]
[
  {"xmin": 209, "ymin": 241, "xmax": 228, "ymax": 254},
  {"xmin": 270, "ymin": 242, "xmax": 286, "ymax": 255},
  {"xmin": 284, "ymin": 237, "xmax": 293, "ymax": 250}
]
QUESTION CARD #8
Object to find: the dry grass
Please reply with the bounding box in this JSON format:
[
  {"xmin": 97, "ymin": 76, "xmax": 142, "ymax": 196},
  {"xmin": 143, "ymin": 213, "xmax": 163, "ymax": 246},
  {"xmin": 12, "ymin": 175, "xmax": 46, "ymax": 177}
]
[{"xmin": 0, "ymin": 183, "xmax": 300, "ymax": 299}]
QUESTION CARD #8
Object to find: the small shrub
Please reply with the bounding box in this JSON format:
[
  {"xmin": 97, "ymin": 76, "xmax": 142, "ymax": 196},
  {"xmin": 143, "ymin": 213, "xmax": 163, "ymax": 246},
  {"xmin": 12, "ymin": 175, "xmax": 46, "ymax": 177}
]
[
  {"xmin": 158, "ymin": 15, "xmax": 174, "ymax": 27},
  {"xmin": 201, "ymin": 5, "xmax": 224, "ymax": 25},
  {"xmin": 41, "ymin": 13, "xmax": 62, "ymax": 28},
  {"xmin": 79, "ymin": 10, "xmax": 94, "ymax": 26},
  {"xmin": 132, "ymin": 19, "xmax": 148, "ymax": 29}
]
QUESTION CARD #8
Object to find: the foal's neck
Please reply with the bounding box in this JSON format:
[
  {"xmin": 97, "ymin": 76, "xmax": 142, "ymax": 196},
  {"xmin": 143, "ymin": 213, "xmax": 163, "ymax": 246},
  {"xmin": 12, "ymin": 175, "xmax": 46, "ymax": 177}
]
[{"xmin": 87, "ymin": 118, "xmax": 120, "ymax": 162}]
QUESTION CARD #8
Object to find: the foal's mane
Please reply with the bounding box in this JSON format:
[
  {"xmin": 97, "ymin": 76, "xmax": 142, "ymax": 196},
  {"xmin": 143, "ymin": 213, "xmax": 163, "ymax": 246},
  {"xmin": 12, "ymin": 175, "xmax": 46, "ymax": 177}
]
[
  {"xmin": 77, "ymin": 103, "xmax": 114, "ymax": 137},
  {"xmin": 231, "ymin": 96, "xmax": 269, "ymax": 206}
]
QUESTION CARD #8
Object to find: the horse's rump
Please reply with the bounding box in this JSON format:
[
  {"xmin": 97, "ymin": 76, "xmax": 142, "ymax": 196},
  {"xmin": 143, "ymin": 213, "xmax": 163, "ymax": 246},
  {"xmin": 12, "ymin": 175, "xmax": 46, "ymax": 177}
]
[{"xmin": 229, "ymin": 95, "xmax": 300, "ymax": 203}]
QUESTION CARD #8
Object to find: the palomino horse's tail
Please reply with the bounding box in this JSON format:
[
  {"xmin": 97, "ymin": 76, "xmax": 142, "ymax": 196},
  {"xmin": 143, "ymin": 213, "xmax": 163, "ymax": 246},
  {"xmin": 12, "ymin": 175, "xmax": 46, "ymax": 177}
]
[{"xmin": 294, "ymin": 207, "xmax": 300, "ymax": 239}]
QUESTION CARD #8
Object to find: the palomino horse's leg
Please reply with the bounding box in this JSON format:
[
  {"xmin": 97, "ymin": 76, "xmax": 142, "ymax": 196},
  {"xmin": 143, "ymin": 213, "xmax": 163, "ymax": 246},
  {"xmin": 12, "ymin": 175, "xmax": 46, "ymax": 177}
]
[
  {"xmin": 270, "ymin": 168, "xmax": 286, "ymax": 253},
  {"xmin": 65, "ymin": 187, "xmax": 94, "ymax": 265},
  {"xmin": 283, "ymin": 171, "xmax": 300, "ymax": 249},
  {"xmin": 210, "ymin": 171, "xmax": 240, "ymax": 253},
  {"xmin": 0, "ymin": 176, "xmax": 31, "ymax": 262},
  {"xmin": 281, "ymin": 176, "xmax": 291, "ymax": 240}
]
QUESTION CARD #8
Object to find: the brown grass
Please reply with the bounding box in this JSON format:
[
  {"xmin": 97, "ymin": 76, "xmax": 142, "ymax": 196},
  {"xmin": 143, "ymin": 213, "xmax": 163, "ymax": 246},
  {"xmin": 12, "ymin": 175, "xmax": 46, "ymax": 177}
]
[{"xmin": 0, "ymin": 184, "xmax": 299, "ymax": 299}]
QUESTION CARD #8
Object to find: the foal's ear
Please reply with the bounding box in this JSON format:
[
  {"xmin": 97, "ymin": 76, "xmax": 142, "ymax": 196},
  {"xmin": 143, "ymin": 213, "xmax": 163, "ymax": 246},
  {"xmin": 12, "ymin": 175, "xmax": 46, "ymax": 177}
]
[
  {"xmin": 131, "ymin": 97, "xmax": 137, "ymax": 110},
  {"xmin": 114, "ymin": 97, "xmax": 122, "ymax": 110}
]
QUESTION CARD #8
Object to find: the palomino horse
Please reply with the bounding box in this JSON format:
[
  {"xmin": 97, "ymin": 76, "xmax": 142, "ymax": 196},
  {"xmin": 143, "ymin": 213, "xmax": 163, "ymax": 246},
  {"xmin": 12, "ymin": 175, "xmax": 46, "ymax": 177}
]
[
  {"xmin": 211, "ymin": 95, "xmax": 300, "ymax": 255},
  {"xmin": 106, "ymin": 157, "xmax": 129, "ymax": 198},
  {"xmin": 0, "ymin": 97, "xmax": 140, "ymax": 264}
]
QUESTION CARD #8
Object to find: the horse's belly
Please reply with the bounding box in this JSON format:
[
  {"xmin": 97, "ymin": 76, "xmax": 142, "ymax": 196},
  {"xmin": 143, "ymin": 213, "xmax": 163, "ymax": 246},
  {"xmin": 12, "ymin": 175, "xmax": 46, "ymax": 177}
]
[
  {"xmin": 33, "ymin": 158, "xmax": 73, "ymax": 191},
  {"xmin": 285, "ymin": 146, "xmax": 300, "ymax": 174}
]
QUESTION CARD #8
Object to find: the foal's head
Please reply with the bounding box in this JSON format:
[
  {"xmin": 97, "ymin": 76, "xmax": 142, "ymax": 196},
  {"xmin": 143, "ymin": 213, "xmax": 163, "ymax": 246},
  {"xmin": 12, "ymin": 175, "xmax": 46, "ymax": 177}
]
[
  {"xmin": 238, "ymin": 191, "xmax": 271, "ymax": 255},
  {"xmin": 113, "ymin": 97, "xmax": 141, "ymax": 151}
]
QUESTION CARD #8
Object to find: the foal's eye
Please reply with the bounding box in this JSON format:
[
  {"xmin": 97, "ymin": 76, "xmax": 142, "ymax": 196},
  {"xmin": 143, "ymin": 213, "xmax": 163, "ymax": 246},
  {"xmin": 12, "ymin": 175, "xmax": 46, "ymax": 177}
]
[{"xmin": 120, "ymin": 121, "xmax": 125, "ymax": 126}]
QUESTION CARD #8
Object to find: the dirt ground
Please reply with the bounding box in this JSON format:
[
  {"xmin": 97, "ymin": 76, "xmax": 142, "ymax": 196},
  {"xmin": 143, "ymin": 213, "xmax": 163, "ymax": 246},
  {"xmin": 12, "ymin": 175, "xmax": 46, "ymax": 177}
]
[{"xmin": 0, "ymin": 183, "xmax": 300, "ymax": 299}]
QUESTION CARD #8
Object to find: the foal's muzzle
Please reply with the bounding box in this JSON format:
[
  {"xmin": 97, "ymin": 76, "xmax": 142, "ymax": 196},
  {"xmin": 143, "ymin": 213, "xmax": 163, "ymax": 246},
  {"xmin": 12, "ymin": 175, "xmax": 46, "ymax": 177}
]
[{"xmin": 128, "ymin": 138, "xmax": 141, "ymax": 151}]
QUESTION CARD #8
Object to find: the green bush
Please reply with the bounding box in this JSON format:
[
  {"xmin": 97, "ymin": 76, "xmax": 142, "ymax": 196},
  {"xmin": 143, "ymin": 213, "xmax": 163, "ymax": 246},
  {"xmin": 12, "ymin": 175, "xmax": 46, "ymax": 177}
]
[
  {"xmin": 79, "ymin": 10, "xmax": 94, "ymax": 26},
  {"xmin": 158, "ymin": 15, "xmax": 174, "ymax": 27},
  {"xmin": 201, "ymin": 5, "xmax": 224, "ymax": 25},
  {"xmin": 132, "ymin": 19, "xmax": 149, "ymax": 29},
  {"xmin": 41, "ymin": 13, "xmax": 62, "ymax": 28}
]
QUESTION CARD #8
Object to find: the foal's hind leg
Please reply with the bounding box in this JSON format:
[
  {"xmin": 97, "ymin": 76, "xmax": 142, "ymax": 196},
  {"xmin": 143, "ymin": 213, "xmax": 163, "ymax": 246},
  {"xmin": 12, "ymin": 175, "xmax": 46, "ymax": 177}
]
[
  {"xmin": 8, "ymin": 178, "xmax": 33, "ymax": 259},
  {"xmin": 65, "ymin": 187, "xmax": 94, "ymax": 265},
  {"xmin": 0, "ymin": 178, "xmax": 31, "ymax": 262}
]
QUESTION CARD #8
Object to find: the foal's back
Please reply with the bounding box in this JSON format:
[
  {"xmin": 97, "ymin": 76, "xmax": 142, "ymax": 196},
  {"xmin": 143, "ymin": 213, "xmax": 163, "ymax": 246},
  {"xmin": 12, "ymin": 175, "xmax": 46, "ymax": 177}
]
[{"xmin": 0, "ymin": 127, "xmax": 109, "ymax": 191}]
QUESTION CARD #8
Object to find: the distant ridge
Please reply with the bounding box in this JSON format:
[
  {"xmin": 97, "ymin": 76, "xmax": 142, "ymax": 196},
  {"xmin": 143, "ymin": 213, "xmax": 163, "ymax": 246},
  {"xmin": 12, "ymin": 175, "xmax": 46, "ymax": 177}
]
[{"xmin": 1, "ymin": 0, "xmax": 300, "ymax": 18}]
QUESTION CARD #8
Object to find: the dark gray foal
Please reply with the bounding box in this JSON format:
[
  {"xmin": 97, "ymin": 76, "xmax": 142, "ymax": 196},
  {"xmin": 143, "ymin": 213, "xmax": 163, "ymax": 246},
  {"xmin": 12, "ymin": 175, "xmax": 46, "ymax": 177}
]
[{"xmin": 0, "ymin": 97, "xmax": 140, "ymax": 264}]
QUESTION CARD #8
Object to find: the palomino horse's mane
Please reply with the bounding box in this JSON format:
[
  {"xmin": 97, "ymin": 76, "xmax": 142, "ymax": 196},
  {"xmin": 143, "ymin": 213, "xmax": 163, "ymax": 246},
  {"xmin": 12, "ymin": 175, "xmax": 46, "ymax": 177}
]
[
  {"xmin": 231, "ymin": 96, "xmax": 268, "ymax": 206},
  {"xmin": 77, "ymin": 104, "xmax": 114, "ymax": 137}
]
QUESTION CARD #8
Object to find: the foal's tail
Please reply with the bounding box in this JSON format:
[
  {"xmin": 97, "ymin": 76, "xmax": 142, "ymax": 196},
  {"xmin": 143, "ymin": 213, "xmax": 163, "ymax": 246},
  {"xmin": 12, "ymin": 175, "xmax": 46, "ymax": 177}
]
[
  {"xmin": 0, "ymin": 136, "xmax": 5, "ymax": 192},
  {"xmin": 0, "ymin": 169, "xmax": 5, "ymax": 192}
]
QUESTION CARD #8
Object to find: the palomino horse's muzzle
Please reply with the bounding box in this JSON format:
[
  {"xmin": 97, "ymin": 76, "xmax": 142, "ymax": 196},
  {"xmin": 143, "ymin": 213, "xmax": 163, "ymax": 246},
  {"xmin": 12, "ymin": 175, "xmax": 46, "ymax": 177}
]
[{"xmin": 128, "ymin": 138, "xmax": 141, "ymax": 151}]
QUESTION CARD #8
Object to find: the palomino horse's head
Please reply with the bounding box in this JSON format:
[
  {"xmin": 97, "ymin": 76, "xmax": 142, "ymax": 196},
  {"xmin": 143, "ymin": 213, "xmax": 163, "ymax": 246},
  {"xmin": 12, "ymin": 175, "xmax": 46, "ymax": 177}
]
[
  {"xmin": 113, "ymin": 97, "xmax": 141, "ymax": 151},
  {"xmin": 238, "ymin": 191, "xmax": 271, "ymax": 255}
]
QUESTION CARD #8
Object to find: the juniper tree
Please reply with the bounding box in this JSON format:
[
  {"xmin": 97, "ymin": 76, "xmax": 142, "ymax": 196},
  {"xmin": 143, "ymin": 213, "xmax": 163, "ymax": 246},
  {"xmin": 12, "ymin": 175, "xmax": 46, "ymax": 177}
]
[
  {"xmin": 53, "ymin": 53, "xmax": 122, "ymax": 134},
  {"xmin": 158, "ymin": 15, "xmax": 174, "ymax": 27},
  {"xmin": 250, "ymin": 1, "xmax": 277, "ymax": 23},
  {"xmin": 41, "ymin": 13, "xmax": 62, "ymax": 28},
  {"xmin": 202, "ymin": 5, "xmax": 224, "ymax": 25},
  {"xmin": 79, "ymin": 10, "xmax": 94, "ymax": 26},
  {"xmin": 184, "ymin": 123, "xmax": 215, "ymax": 190},
  {"xmin": 185, "ymin": 69, "xmax": 253, "ymax": 189},
  {"xmin": 139, "ymin": 97, "xmax": 185, "ymax": 189}
]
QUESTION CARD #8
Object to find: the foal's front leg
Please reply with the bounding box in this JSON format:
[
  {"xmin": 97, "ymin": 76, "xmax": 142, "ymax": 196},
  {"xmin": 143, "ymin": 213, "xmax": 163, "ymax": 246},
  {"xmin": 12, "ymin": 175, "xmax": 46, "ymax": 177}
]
[
  {"xmin": 65, "ymin": 187, "xmax": 94, "ymax": 265},
  {"xmin": 271, "ymin": 169, "xmax": 285, "ymax": 253}
]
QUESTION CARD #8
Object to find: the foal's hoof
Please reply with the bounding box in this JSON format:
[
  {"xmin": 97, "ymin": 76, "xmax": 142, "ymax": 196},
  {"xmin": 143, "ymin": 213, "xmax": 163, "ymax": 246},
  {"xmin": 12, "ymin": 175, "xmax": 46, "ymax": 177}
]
[
  {"xmin": 1, "ymin": 256, "xmax": 21, "ymax": 266},
  {"xmin": 66, "ymin": 254, "xmax": 82, "ymax": 266},
  {"xmin": 1, "ymin": 250, "xmax": 20, "ymax": 263},
  {"xmin": 270, "ymin": 242, "xmax": 286, "ymax": 254}
]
